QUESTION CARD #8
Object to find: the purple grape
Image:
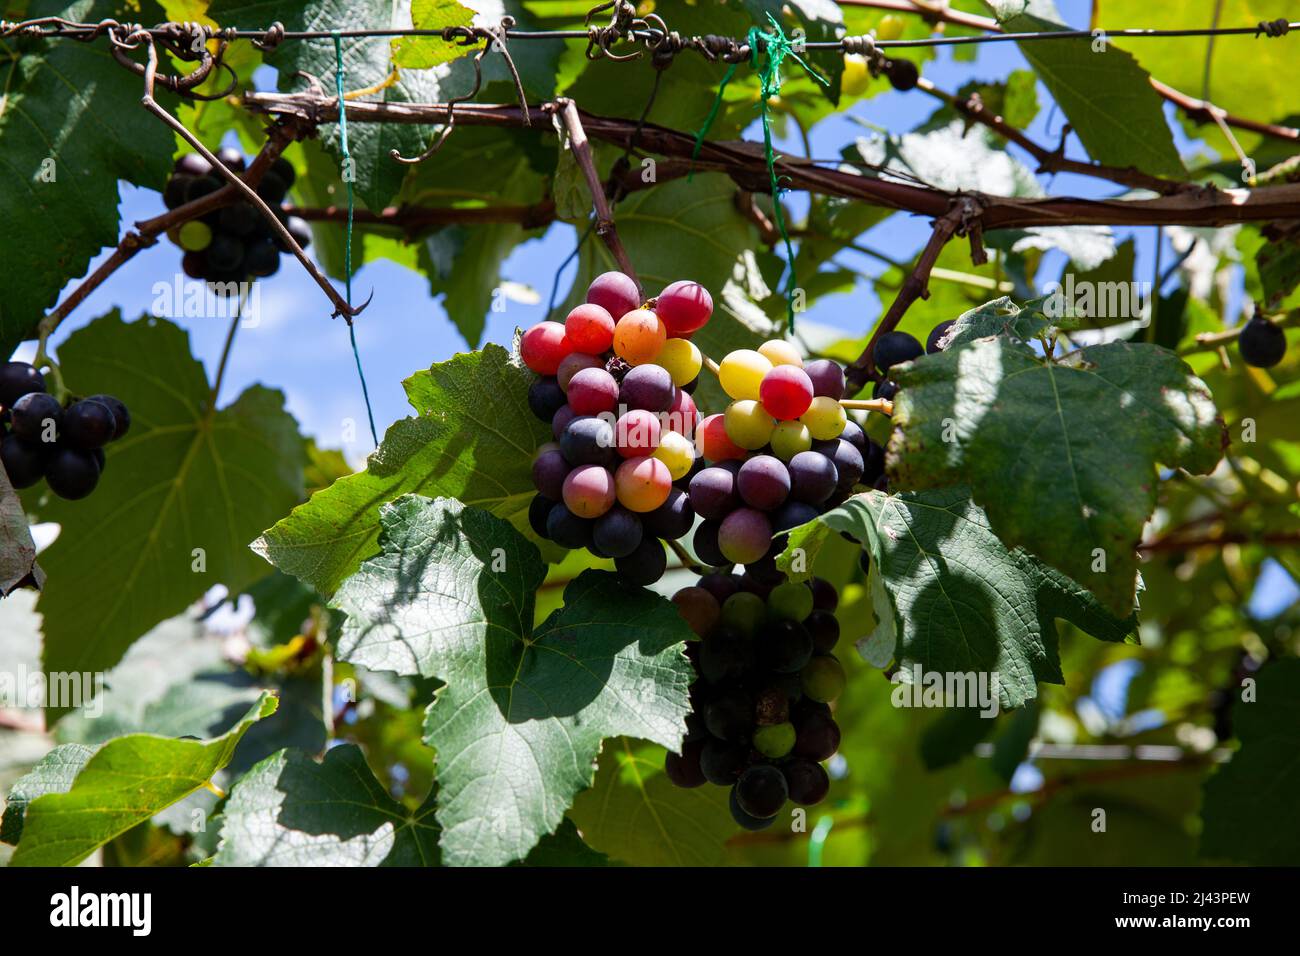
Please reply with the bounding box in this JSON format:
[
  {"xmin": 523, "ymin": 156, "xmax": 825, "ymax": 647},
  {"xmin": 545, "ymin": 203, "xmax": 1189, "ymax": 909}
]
[
  {"xmin": 615, "ymin": 537, "xmax": 667, "ymax": 585},
  {"xmin": 528, "ymin": 494, "xmax": 555, "ymax": 539},
  {"xmin": 620, "ymin": 364, "xmax": 675, "ymax": 413},
  {"xmin": 862, "ymin": 439, "xmax": 886, "ymax": 485},
  {"xmin": 788, "ymin": 450, "xmax": 838, "ymax": 505},
  {"xmin": 815, "ymin": 439, "xmax": 864, "ymax": 493},
  {"xmin": 873, "ymin": 380, "xmax": 898, "ymax": 401},
  {"xmin": 770, "ymin": 500, "xmax": 818, "ymax": 535},
  {"xmin": 559, "ymin": 416, "xmax": 618, "ymax": 468},
  {"xmin": 531, "ymin": 448, "xmax": 570, "ymax": 500},
  {"xmin": 839, "ymin": 419, "xmax": 865, "ymax": 452},
  {"xmin": 874, "ymin": 331, "xmax": 923, "ymax": 373},
  {"xmin": 698, "ymin": 571, "xmax": 742, "ymax": 604},
  {"xmin": 688, "ymin": 466, "xmax": 739, "ymax": 521},
  {"xmin": 642, "ymin": 486, "xmax": 694, "ymax": 540},
  {"xmin": 808, "ymin": 577, "xmax": 838, "ymax": 612},
  {"xmin": 546, "ymin": 504, "xmax": 593, "ymax": 549},
  {"xmin": 927, "ymin": 319, "xmax": 956, "ymax": 353},
  {"xmin": 551, "ymin": 404, "xmax": 577, "ymax": 441},
  {"xmin": 693, "ymin": 520, "xmax": 730, "ymax": 567},
  {"xmin": 593, "ymin": 506, "xmax": 643, "ymax": 558},
  {"xmin": 803, "ymin": 358, "xmax": 845, "ymax": 400},
  {"xmin": 736, "ymin": 455, "xmax": 790, "ymax": 511},
  {"xmin": 528, "ymin": 378, "xmax": 566, "ymax": 422}
]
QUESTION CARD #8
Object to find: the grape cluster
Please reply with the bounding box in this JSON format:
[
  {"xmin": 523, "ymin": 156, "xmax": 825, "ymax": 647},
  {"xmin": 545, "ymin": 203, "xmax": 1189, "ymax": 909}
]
[
  {"xmin": 523, "ymin": 272, "xmax": 711, "ymax": 585},
  {"xmin": 162, "ymin": 148, "xmax": 311, "ymax": 292},
  {"xmin": 666, "ymin": 573, "xmax": 845, "ymax": 829},
  {"xmin": 0, "ymin": 361, "xmax": 130, "ymax": 500}
]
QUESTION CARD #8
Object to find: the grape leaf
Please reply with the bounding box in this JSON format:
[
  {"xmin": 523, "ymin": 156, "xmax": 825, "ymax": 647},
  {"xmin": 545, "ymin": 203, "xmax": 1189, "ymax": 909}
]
[
  {"xmin": 9, "ymin": 693, "xmax": 278, "ymax": 866},
  {"xmin": 514, "ymin": 818, "xmax": 610, "ymax": 867},
  {"xmin": 569, "ymin": 738, "xmax": 735, "ymax": 867},
  {"xmin": 27, "ymin": 313, "xmax": 305, "ymax": 721},
  {"xmin": 330, "ymin": 495, "xmax": 694, "ymax": 866},
  {"xmin": 936, "ymin": 296, "xmax": 1053, "ymax": 349},
  {"xmin": 0, "ymin": 744, "xmax": 94, "ymax": 845},
  {"xmin": 887, "ymin": 336, "xmax": 1225, "ymax": 617},
  {"xmin": 254, "ymin": 343, "xmax": 547, "ymax": 595},
  {"xmin": 208, "ymin": 0, "xmax": 446, "ymax": 211},
  {"xmin": 0, "ymin": 469, "xmax": 41, "ymax": 595},
  {"xmin": 392, "ymin": 0, "xmax": 477, "ymax": 69},
  {"xmin": 1000, "ymin": 11, "xmax": 1184, "ymax": 178},
  {"xmin": 213, "ymin": 744, "xmax": 439, "ymax": 866},
  {"xmin": 0, "ymin": 0, "xmax": 176, "ymax": 358},
  {"xmin": 778, "ymin": 489, "xmax": 1139, "ymax": 707},
  {"xmin": 1200, "ymin": 659, "xmax": 1300, "ymax": 865}
]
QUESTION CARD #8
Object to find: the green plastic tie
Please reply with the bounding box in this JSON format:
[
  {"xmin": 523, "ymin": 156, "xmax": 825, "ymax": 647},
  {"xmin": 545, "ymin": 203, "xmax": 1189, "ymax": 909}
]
[{"xmin": 333, "ymin": 32, "xmax": 379, "ymax": 447}]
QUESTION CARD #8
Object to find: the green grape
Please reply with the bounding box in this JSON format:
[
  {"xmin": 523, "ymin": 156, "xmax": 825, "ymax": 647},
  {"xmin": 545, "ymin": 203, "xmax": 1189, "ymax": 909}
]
[
  {"xmin": 721, "ymin": 591, "xmax": 766, "ymax": 637},
  {"xmin": 770, "ymin": 421, "xmax": 813, "ymax": 461},
  {"xmin": 801, "ymin": 654, "xmax": 847, "ymax": 703},
  {"xmin": 178, "ymin": 220, "xmax": 213, "ymax": 252},
  {"xmin": 753, "ymin": 721, "xmax": 796, "ymax": 759},
  {"xmin": 657, "ymin": 337, "xmax": 702, "ymax": 386},
  {"xmin": 767, "ymin": 581, "xmax": 813, "ymax": 622},
  {"xmin": 799, "ymin": 395, "xmax": 847, "ymax": 441},
  {"xmin": 654, "ymin": 430, "xmax": 695, "ymax": 480},
  {"xmin": 724, "ymin": 399, "xmax": 775, "ymax": 450}
]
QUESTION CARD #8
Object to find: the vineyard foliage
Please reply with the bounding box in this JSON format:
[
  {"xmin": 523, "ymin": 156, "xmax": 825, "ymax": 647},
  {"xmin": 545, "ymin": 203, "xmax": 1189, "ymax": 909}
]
[{"xmin": 0, "ymin": 0, "xmax": 1298, "ymax": 867}]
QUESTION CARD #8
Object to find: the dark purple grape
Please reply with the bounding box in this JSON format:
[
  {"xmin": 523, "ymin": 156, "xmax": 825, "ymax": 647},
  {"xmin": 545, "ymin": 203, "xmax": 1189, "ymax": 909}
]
[
  {"xmin": 185, "ymin": 175, "xmax": 223, "ymax": 204},
  {"xmin": 705, "ymin": 691, "xmax": 753, "ymax": 742},
  {"xmin": 215, "ymin": 146, "xmax": 246, "ymax": 171},
  {"xmin": 207, "ymin": 234, "xmax": 245, "ymax": 273},
  {"xmin": 9, "ymin": 392, "xmax": 61, "ymax": 443},
  {"xmin": 788, "ymin": 450, "xmax": 838, "ymax": 505},
  {"xmin": 559, "ymin": 416, "xmax": 618, "ymax": 468},
  {"xmin": 698, "ymin": 572, "xmax": 741, "ymax": 605},
  {"xmin": 0, "ymin": 362, "xmax": 46, "ymax": 408},
  {"xmin": 528, "ymin": 494, "xmax": 554, "ymax": 539},
  {"xmin": 665, "ymin": 741, "xmax": 707, "ymax": 788},
  {"xmin": 619, "ymin": 364, "xmax": 674, "ymax": 412},
  {"xmin": 885, "ymin": 57, "xmax": 919, "ymax": 91},
  {"xmin": 256, "ymin": 171, "xmax": 288, "ymax": 205},
  {"xmin": 699, "ymin": 631, "xmax": 754, "ymax": 684},
  {"xmin": 244, "ymin": 237, "xmax": 281, "ymax": 278},
  {"xmin": 682, "ymin": 375, "xmax": 699, "ymax": 394},
  {"xmin": 551, "ymin": 404, "xmax": 577, "ymax": 442},
  {"xmin": 546, "ymin": 504, "xmax": 592, "ymax": 550},
  {"xmin": 593, "ymin": 506, "xmax": 643, "ymax": 559},
  {"xmin": 687, "ymin": 466, "xmax": 738, "ymax": 521},
  {"xmin": 794, "ymin": 711, "xmax": 841, "ymax": 761},
  {"xmin": 692, "ymin": 521, "xmax": 730, "ymax": 568},
  {"xmin": 163, "ymin": 175, "xmax": 192, "ymax": 209},
  {"xmin": 806, "ymin": 609, "xmax": 840, "ymax": 653},
  {"xmin": 737, "ymin": 455, "xmax": 790, "ymax": 511},
  {"xmin": 808, "ymin": 577, "xmax": 838, "ymax": 612},
  {"xmin": 614, "ymin": 537, "xmax": 667, "ymax": 586},
  {"xmin": 528, "ymin": 378, "xmax": 567, "ymax": 423},
  {"xmin": 641, "ymin": 486, "xmax": 694, "ymax": 540},
  {"xmin": 743, "ymin": 550, "xmax": 786, "ymax": 586},
  {"xmin": 700, "ymin": 738, "xmax": 748, "ymax": 785},
  {"xmin": 270, "ymin": 157, "xmax": 296, "ymax": 186},
  {"xmin": 757, "ymin": 620, "xmax": 814, "ymax": 674},
  {"xmin": 83, "ymin": 395, "xmax": 129, "ymax": 441},
  {"xmin": 218, "ymin": 202, "xmax": 260, "ymax": 237},
  {"xmin": 0, "ymin": 435, "xmax": 46, "ymax": 488},
  {"xmin": 182, "ymin": 251, "xmax": 207, "ymax": 279},
  {"xmin": 802, "ymin": 358, "xmax": 845, "ymax": 400},
  {"xmin": 735, "ymin": 764, "xmax": 788, "ymax": 819},
  {"xmin": 45, "ymin": 446, "xmax": 100, "ymax": 499},
  {"xmin": 839, "ymin": 419, "xmax": 865, "ymax": 452},
  {"xmin": 927, "ymin": 319, "xmax": 955, "ymax": 353},
  {"xmin": 1239, "ymin": 316, "xmax": 1287, "ymax": 368},
  {"xmin": 872, "ymin": 379, "xmax": 898, "ymax": 401},
  {"xmin": 862, "ymin": 439, "xmax": 885, "ymax": 485},
  {"xmin": 815, "ymin": 438, "xmax": 864, "ymax": 493},
  {"xmin": 61, "ymin": 400, "xmax": 116, "ymax": 450},
  {"xmin": 281, "ymin": 216, "xmax": 313, "ymax": 252},
  {"xmin": 531, "ymin": 448, "xmax": 570, "ymax": 500},
  {"xmin": 783, "ymin": 759, "xmax": 830, "ymax": 805},
  {"xmin": 874, "ymin": 331, "xmax": 922, "ymax": 373},
  {"xmin": 769, "ymin": 502, "xmax": 818, "ymax": 552},
  {"xmin": 174, "ymin": 153, "xmax": 211, "ymax": 177},
  {"xmin": 729, "ymin": 787, "xmax": 776, "ymax": 831}
]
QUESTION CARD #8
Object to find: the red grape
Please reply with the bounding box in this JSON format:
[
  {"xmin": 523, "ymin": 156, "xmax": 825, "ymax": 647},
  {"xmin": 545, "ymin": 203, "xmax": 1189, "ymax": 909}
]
[
  {"xmin": 759, "ymin": 365, "xmax": 814, "ymax": 420},
  {"xmin": 587, "ymin": 271, "xmax": 641, "ymax": 320},
  {"xmin": 566, "ymin": 367, "xmax": 619, "ymax": 416},
  {"xmin": 616, "ymin": 408, "xmax": 661, "ymax": 458},
  {"xmin": 665, "ymin": 386, "xmax": 699, "ymax": 438},
  {"xmin": 697, "ymin": 413, "xmax": 746, "ymax": 462},
  {"xmin": 557, "ymin": 352, "xmax": 603, "ymax": 391},
  {"xmin": 562, "ymin": 463, "xmax": 616, "ymax": 518},
  {"xmin": 565, "ymin": 302, "xmax": 616, "ymax": 354},
  {"xmin": 520, "ymin": 321, "xmax": 572, "ymax": 375},
  {"xmin": 655, "ymin": 280, "xmax": 713, "ymax": 336}
]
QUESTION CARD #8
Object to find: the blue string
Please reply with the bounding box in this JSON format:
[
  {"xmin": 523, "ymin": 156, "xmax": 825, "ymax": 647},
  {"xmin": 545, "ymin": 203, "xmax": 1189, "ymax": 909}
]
[{"xmin": 333, "ymin": 32, "xmax": 379, "ymax": 447}]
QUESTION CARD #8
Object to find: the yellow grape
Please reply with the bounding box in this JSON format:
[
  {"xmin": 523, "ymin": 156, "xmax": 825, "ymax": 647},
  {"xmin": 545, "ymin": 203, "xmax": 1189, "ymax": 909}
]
[
  {"xmin": 657, "ymin": 337, "xmax": 702, "ymax": 386},
  {"xmin": 613, "ymin": 309, "xmax": 667, "ymax": 365},
  {"xmin": 758, "ymin": 339, "xmax": 803, "ymax": 368},
  {"xmin": 800, "ymin": 396, "xmax": 847, "ymax": 440},
  {"xmin": 718, "ymin": 349, "xmax": 772, "ymax": 401},
  {"xmin": 724, "ymin": 400, "xmax": 776, "ymax": 451},
  {"xmin": 770, "ymin": 421, "xmax": 812, "ymax": 461},
  {"xmin": 842, "ymin": 56, "xmax": 870, "ymax": 96},
  {"xmin": 654, "ymin": 430, "xmax": 696, "ymax": 480}
]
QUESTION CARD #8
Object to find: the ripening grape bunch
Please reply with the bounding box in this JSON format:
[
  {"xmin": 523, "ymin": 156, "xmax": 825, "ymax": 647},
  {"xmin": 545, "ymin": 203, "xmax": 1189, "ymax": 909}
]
[
  {"xmin": 667, "ymin": 573, "xmax": 846, "ymax": 829},
  {"xmin": 162, "ymin": 148, "xmax": 312, "ymax": 291},
  {"xmin": 522, "ymin": 271, "xmax": 710, "ymax": 584},
  {"xmin": 0, "ymin": 361, "xmax": 130, "ymax": 500}
]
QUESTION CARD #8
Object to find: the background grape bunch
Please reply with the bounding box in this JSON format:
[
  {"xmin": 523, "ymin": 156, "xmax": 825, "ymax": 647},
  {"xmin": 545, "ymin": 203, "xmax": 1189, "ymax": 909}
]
[
  {"xmin": 0, "ymin": 361, "xmax": 130, "ymax": 500},
  {"xmin": 162, "ymin": 148, "xmax": 312, "ymax": 291}
]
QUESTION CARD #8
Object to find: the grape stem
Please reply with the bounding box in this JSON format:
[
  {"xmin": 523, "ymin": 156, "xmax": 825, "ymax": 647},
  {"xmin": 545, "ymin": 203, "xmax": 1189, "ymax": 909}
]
[
  {"xmin": 701, "ymin": 354, "xmax": 722, "ymax": 378},
  {"xmin": 665, "ymin": 538, "xmax": 707, "ymax": 575},
  {"xmin": 839, "ymin": 398, "xmax": 893, "ymax": 415}
]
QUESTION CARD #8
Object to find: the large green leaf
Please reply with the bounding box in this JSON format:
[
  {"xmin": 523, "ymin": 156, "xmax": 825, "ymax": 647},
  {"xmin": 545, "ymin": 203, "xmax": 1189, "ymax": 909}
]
[
  {"xmin": 27, "ymin": 313, "xmax": 304, "ymax": 720},
  {"xmin": 569, "ymin": 738, "xmax": 735, "ymax": 866},
  {"xmin": 0, "ymin": 0, "xmax": 176, "ymax": 357},
  {"xmin": 1200, "ymin": 659, "xmax": 1300, "ymax": 865},
  {"xmin": 213, "ymin": 744, "xmax": 439, "ymax": 866},
  {"xmin": 778, "ymin": 489, "xmax": 1139, "ymax": 707},
  {"xmin": 8, "ymin": 693, "xmax": 277, "ymax": 866},
  {"xmin": 886, "ymin": 335, "xmax": 1224, "ymax": 617},
  {"xmin": 1001, "ymin": 11, "xmax": 1184, "ymax": 178},
  {"xmin": 330, "ymin": 496, "xmax": 694, "ymax": 866},
  {"xmin": 208, "ymin": 0, "xmax": 443, "ymax": 211},
  {"xmin": 253, "ymin": 343, "xmax": 547, "ymax": 596}
]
